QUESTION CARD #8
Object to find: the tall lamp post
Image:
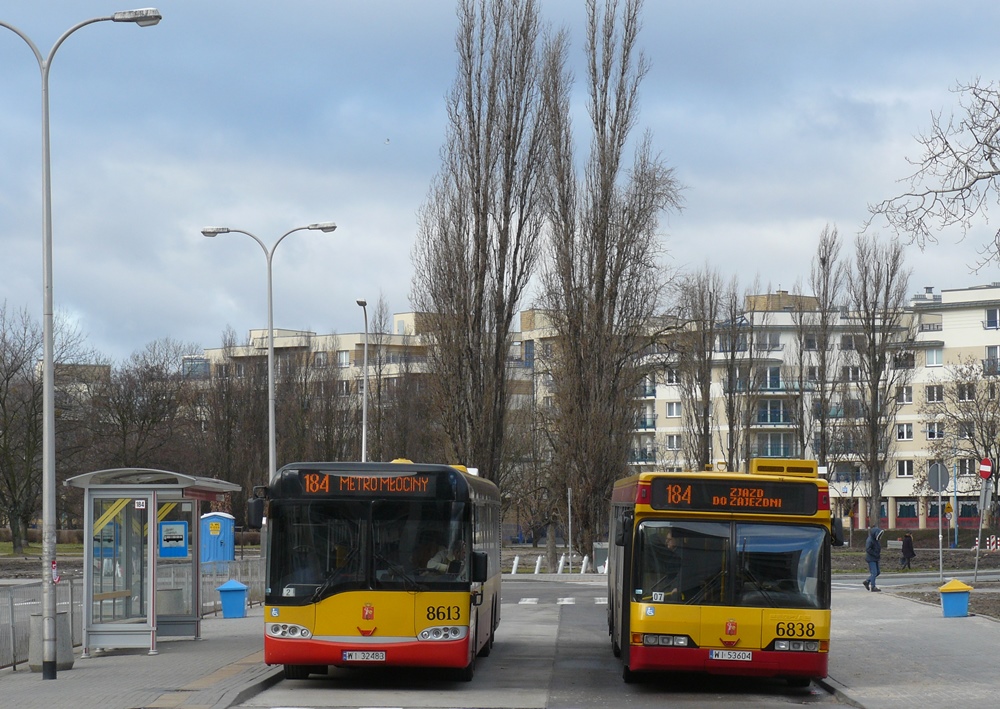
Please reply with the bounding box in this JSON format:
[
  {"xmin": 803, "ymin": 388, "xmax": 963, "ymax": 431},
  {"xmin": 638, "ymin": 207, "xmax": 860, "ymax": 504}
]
[
  {"xmin": 356, "ymin": 299, "xmax": 368, "ymax": 462},
  {"xmin": 203, "ymin": 222, "xmax": 337, "ymax": 481},
  {"xmin": 0, "ymin": 7, "xmax": 162, "ymax": 680}
]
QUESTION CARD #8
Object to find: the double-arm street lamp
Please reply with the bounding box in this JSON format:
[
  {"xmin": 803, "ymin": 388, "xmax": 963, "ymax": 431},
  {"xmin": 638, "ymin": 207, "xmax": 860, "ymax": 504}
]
[
  {"xmin": 356, "ymin": 299, "xmax": 368, "ymax": 462},
  {"xmin": 203, "ymin": 223, "xmax": 338, "ymax": 481},
  {"xmin": 0, "ymin": 7, "xmax": 162, "ymax": 680}
]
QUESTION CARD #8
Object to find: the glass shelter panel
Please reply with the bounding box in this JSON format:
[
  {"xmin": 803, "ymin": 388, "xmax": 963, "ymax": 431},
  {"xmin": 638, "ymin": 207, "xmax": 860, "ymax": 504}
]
[{"xmin": 92, "ymin": 496, "xmax": 148, "ymax": 624}]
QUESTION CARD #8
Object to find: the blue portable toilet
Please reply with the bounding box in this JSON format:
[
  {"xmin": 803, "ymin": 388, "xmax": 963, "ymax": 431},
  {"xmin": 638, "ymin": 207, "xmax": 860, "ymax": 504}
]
[{"xmin": 201, "ymin": 512, "xmax": 235, "ymax": 570}]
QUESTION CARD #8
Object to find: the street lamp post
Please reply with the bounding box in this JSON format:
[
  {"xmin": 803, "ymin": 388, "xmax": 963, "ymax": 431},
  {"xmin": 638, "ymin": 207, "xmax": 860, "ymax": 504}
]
[
  {"xmin": 356, "ymin": 299, "xmax": 368, "ymax": 462},
  {"xmin": 203, "ymin": 222, "xmax": 337, "ymax": 481},
  {"xmin": 0, "ymin": 7, "xmax": 162, "ymax": 680}
]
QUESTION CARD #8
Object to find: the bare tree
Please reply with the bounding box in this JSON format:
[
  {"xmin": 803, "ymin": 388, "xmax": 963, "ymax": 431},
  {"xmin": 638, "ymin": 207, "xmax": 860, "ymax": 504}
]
[
  {"xmin": 538, "ymin": 0, "xmax": 683, "ymax": 557},
  {"xmin": 87, "ymin": 338, "xmax": 201, "ymax": 470},
  {"xmin": 412, "ymin": 0, "xmax": 546, "ymax": 481},
  {"xmin": 368, "ymin": 294, "xmax": 392, "ymax": 463},
  {"xmin": 869, "ymin": 79, "xmax": 1000, "ymax": 270},
  {"xmin": 844, "ymin": 235, "xmax": 913, "ymax": 523},
  {"xmin": 673, "ymin": 266, "xmax": 724, "ymax": 471},
  {"xmin": 716, "ymin": 277, "xmax": 768, "ymax": 471},
  {"xmin": 920, "ymin": 357, "xmax": 1000, "ymax": 526}
]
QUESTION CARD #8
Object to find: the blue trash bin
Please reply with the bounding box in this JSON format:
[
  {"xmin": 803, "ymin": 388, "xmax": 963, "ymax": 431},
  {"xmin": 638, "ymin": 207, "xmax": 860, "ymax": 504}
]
[
  {"xmin": 217, "ymin": 579, "xmax": 248, "ymax": 618},
  {"xmin": 939, "ymin": 579, "xmax": 972, "ymax": 618}
]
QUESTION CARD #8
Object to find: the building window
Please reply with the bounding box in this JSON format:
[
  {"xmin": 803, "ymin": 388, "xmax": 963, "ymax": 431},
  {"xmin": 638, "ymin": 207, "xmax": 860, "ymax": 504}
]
[
  {"xmin": 758, "ymin": 399, "xmax": 791, "ymax": 424},
  {"xmin": 896, "ymin": 386, "xmax": 912, "ymax": 405},
  {"xmin": 337, "ymin": 350, "xmax": 350, "ymax": 368},
  {"xmin": 759, "ymin": 332, "xmax": 781, "ymax": 351},
  {"xmin": 762, "ymin": 366, "xmax": 781, "ymax": 389},
  {"xmin": 897, "ymin": 501, "xmax": 917, "ymax": 518},
  {"xmin": 842, "ymin": 366, "xmax": 862, "ymax": 382},
  {"xmin": 958, "ymin": 383, "xmax": 975, "ymax": 401},
  {"xmin": 926, "ymin": 348, "xmax": 943, "ymax": 367},
  {"xmin": 756, "ymin": 432, "xmax": 793, "ymax": 458},
  {"xmin": 959, "ymin": 421, "xmax": 975, "ymax": 439},
  {"xmin": 336, "ymin": 379, "xmax": 351, "ymax": 396},
  {"xmin": 804, "ymin": 333, "xmax": 818, "ymax": 351},
  {"xmin": 664, "ymin": 434, "xmax": 681, "ymax": 450},
  {"xmin": 665, "ymin": 402, "xmax": 681, "ymax": 418},
  {"xmin": 806, "ymin": 366, "xmax": 819, "ymax": 382},
  {"xmin": 959, "ymin": 458, "xmax": 978, "ymax": 476},
  {"xmin": 987, "ymin": 308, "xmax": 1000, "ymax": 329},
  {"xmin": 313, "ymin": 351, "xmax": 327, "ymax": 368},
  {"xmin": 926, "ymin": 422, "xmax": 945, "ymax": 440},
  {"xmin": 893, "ymin": 352, "xmax": 914, "ymax": 369},
  {"xmin": 664, "ymin": 367, "xmax": 679, "ymax": 384},
  {"xmin": 925, "ymin": 385, "xmax": 944, "ymax": 403},
  {"xmin": 840, "ymin": 334, "xmax": 859, "ymax": 350},
  {"xmin": 896, "ymin": 460, "xmax": 914, "ymax": 477},
  {"xmin": 896, "ymin": 423, "xmax": 913, "ymax": 441}
]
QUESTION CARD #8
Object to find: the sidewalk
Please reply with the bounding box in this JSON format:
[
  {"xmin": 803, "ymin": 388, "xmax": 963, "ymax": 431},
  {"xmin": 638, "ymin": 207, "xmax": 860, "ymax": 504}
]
[
  {"xmin": 821, "ymin": 575, "xmax": 1000, "ymax": 709},
  {"xmin": 0, "ymin": 605, "xmax": 281, "ymax": 709}
]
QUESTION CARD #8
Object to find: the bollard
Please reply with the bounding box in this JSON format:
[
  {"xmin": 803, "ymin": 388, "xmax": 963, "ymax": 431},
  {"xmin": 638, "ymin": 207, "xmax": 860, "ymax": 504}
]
[
  {"xmin": 511, "ymin": 555, "xmax": 520, "ymax": 574},
  {"xmin": 534, "ymin": 555, "xmax": 543, "ymax": 574},
  {"xmin": 557, "ymin": 553, "xmax": 567, "ymax": 574},
  {"xmin": 580, "ymin": 555, "xmax": 590, "ymax": 574}
]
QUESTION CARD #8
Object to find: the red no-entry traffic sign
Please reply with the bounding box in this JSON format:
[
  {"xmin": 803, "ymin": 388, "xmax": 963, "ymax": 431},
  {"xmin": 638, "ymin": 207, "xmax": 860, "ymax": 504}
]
[{"xmin": 980, "ymin": 458, "xmax": 992, "ymax": 480}]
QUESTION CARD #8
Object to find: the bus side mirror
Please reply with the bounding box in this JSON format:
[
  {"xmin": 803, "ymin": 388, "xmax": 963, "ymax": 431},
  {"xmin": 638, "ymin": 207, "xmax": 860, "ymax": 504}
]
[
  {"xmin": 247, "ymin": 497, "xmax": 265, "ymax": 531},
  {"xmin": 471, "ymin": 551, "xmax": 488, "ymax": 583},
  {"xmin": 831, "ymin": 517, "xmax": 844, "ymax": 547}
]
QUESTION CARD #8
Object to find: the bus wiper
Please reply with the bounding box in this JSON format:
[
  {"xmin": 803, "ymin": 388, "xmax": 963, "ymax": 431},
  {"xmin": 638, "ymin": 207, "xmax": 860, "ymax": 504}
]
[
  {"xmin": 739, "ymin": 537, "xmax": 775, "ymax": 607},
  {"xmin": 373, "ymin": 550, "xmax": 428, "ymax": 591},
  {"xmin": 311, "ymin": 548, "xmax": 361, "ymax": 602}
]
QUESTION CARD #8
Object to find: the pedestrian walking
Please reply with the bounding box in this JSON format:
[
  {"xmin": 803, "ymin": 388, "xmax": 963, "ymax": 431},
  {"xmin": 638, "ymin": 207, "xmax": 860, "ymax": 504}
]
[
  {"xmin": 864, "ymin": 526, "xmax": 884, "ymax": 592},
  {"xmin": 900, "ymin": 532, "xmax": 916, "ymax": 570}
]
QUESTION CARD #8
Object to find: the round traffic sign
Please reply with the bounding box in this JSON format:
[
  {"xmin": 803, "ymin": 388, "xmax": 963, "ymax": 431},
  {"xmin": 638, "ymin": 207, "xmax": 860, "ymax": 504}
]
[
  {"xmin": 928, "ymin": 462, "xmax": 948, "ymax": 492},
  {"xmin": 980, "ymin": 458, "xmax": 992, "ymax": 480}
]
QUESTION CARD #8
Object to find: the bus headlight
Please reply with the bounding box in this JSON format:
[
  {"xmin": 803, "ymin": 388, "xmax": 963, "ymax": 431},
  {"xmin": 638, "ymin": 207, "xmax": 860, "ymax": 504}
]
[
  {"xmin": 267, "ymin": 622, "xmax": 311, "ymax": 639},
  {"xmin": 642, "ymin": 634, "xmax": 689, "ymax": 647},
  {"xmin": 418, "ymin": 626, "xmax": 468, "ymax": 641},
  {"xmin": 773, "ymin": 640, "xmax": 819, "ymax": 652}
]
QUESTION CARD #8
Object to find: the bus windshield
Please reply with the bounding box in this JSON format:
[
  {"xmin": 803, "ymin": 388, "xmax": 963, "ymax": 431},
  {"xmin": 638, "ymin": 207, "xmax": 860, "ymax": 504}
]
[
  {"xmin": 633, "ymin": 520, "xmax": 828, "ymax": 609},
  {"xmin": 266, "ymin": 499, "xmax": 469, "ymax": 604}
]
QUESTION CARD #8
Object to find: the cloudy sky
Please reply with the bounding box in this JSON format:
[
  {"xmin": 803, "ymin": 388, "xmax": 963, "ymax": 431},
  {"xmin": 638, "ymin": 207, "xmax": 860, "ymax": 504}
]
[{"xmin": 3, "ymin": 1, "xmax": 1000, "ymax": 362}]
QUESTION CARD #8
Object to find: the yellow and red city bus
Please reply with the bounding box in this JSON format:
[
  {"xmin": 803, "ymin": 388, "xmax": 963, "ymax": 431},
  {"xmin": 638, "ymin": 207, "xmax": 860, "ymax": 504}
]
[
  {"xmin": 247, "ymin": 460, "xmax": 501, "ymax": 681},
  {"xmin": 608, "ymin": 458, "xmax": 844, "ymax": 685}
]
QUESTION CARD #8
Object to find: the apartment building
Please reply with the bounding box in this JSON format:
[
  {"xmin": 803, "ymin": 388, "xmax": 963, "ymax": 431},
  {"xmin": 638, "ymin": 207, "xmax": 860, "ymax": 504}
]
[
  {"xmin": 186, "ymin": 286, "xmax": 999, "ymax": 532},
  {"xmin": 619, "ymin": 285, "xmax": 999, "ymax": 531}
]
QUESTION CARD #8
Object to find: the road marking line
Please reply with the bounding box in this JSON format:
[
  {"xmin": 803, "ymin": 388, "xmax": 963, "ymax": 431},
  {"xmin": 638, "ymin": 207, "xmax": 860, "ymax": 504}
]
[{"xmin": 519, "ymin": 597, "xmax": 538, "ymax": 604}]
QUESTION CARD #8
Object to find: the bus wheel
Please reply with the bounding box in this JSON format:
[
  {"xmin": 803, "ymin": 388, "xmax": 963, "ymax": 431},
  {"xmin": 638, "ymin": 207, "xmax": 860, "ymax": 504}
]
[
  {"xmin": 284, "ymin": 664, "xmax": 312, "ymax": 680},
  {"xmin": 786, "ymin": 677, "xmax": 811, "ymax": 688}
]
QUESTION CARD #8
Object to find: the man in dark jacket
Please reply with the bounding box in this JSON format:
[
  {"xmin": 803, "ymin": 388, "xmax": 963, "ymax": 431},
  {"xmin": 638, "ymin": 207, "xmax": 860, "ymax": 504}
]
[{"xmin": 864, "ymin": 527, "xmax": 884, "ymax": 592}]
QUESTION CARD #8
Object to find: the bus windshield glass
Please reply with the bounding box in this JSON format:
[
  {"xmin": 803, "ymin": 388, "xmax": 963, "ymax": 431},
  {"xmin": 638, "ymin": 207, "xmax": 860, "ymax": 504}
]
[
  {"xmin": 633, "ymin": 520, "xmax": 828, "ymax": 609},
  {"xmin": 266, "ymin": 499, "xmax": 469, "ymax": 604}
]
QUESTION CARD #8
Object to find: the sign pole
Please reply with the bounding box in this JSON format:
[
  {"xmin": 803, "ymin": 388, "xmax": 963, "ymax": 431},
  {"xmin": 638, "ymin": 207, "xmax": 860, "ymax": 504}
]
[{"xmin": 974, "ymin": 458, "xmax": 994, "ymax": 582}]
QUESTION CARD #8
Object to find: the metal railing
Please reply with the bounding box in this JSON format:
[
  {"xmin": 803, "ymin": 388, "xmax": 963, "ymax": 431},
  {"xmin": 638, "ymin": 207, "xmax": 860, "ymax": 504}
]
[{"xmin": 0, "ymin": 557, "xmax": 264, "ymax": 670}]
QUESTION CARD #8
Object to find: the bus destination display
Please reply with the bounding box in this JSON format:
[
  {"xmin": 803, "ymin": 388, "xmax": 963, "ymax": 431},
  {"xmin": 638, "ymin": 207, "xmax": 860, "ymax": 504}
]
[
  {"xmin": 649, "ymin": 477, "xmax": 817, "ymax": 515},
  {"xmin": 299, "ymin": 471, "xmax": 435, "ymax": 496}
]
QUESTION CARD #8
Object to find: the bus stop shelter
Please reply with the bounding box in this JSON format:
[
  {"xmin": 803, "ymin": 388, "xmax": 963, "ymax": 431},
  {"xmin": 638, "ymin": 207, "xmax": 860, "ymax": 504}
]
[{"xmin": 65, "ymin": 468, "xmax": 242, "ymax": 656}]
